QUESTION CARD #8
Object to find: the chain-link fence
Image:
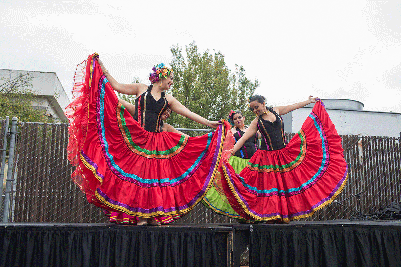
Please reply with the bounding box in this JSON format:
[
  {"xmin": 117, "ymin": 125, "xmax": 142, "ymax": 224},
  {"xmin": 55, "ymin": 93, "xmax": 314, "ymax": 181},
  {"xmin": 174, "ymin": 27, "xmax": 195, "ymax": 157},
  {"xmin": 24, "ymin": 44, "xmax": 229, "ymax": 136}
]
[{"xmin": 1, "ymin": 120, "xmax": 400, "ymax": 223}]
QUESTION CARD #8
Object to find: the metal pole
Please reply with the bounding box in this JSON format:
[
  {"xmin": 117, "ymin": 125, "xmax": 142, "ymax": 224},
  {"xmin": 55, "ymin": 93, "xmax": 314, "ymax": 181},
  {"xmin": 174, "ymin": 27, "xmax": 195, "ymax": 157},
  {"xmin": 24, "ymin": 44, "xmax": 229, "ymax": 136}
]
[
  {"xmin": 2, "ymin": 117, "xmax": 18, "ymax": 223},
  {"xmin": 11, "ymin": 154, "xmax": 19, "ymax": 221},
  {"xmin": 0, "ymin": 116, "xmax": 9, "ymax": 217}
]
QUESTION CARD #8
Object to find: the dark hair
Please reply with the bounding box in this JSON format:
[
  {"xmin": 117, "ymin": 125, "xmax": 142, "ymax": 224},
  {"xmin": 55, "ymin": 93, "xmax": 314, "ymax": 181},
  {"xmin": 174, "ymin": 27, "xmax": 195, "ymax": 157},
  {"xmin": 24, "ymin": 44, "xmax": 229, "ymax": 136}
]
[
  {"xmin": 249, "ymin": 95, "xmax": 265, "ymax": 104},
  {"xmin": 248, "ymin": 95, "xmax": 273, "ymax": 112}
]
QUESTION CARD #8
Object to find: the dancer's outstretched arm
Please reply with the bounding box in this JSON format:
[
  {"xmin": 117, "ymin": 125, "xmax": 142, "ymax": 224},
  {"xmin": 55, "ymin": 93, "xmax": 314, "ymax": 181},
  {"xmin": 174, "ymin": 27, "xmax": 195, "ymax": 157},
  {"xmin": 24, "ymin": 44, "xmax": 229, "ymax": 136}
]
[
  {"xmin": 166, "ymin": 95, "xmax": 220, "ymax": 128},
  {"xmin": 98, "ymin": 58, "xmax": 147, "ymax": 96},
  {"xmin": 275, "ymin": 96, "xmax": 317, "ymax": 115},
  {"xmin": 231, "ymin": 118, "xmax": 258, "ymax": 154}
]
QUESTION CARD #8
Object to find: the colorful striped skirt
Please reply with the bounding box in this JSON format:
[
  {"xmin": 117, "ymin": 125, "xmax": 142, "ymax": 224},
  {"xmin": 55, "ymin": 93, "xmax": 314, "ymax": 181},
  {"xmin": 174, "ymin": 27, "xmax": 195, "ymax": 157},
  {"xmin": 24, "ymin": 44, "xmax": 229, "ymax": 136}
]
[
  {"xmin": 66, "ymin": 54, "xmax": 230, "ymax": 224},
  {"xmin": 220, "ymin": 101, "xmax": 348, "ymax": 223}
]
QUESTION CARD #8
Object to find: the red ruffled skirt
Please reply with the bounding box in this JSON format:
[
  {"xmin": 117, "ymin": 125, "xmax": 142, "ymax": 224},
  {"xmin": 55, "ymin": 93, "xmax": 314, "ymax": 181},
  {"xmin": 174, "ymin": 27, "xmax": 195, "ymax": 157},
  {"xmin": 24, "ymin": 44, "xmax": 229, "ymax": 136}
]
[
  {"xmin": 220, "ymin": 101, "xmax": 348, "ymax": 222},
  {"xmin": 66, "ymin": 54, "xmax": 230, "ymax": 223}
]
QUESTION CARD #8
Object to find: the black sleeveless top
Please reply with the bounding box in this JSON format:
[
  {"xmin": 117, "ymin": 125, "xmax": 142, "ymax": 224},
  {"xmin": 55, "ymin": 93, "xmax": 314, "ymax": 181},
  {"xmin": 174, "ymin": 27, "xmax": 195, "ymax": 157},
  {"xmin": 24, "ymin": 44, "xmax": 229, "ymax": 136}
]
[
  {"xmin": 133, "ymin": 85, "xmax": 169, "ymax": 133},
  {"xmin": 233, "ymin": 127, "xmax": 258, "ymax": 159},
  {"xmin": 257, "ymin": 108, "xmax": 286, "ymax": 151}
]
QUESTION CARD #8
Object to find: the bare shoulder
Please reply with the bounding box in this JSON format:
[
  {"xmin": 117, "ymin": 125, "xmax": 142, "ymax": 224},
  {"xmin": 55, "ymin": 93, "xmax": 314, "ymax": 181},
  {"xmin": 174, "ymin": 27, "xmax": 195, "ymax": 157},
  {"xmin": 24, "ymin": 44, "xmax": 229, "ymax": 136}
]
[
  {"xmin": 165, "ymin": 93, "xmax": 176, "ymax": 102},
  {"xmin": 136, "ymin": 83, "xmax": 148, "ymax": 94},
  {"xmin": 272, "ymin": 107, "xmax": 280, "ymax": 115},
  {"xmin": 165, "ymin": 94, "xmax": 181, "ymax": 107}
]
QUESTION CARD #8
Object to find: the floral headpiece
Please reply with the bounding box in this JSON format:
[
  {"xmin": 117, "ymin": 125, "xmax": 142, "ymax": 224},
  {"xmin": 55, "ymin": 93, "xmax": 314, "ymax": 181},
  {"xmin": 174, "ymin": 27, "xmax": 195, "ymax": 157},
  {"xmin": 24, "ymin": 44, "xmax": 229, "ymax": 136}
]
[{"xmin": 149, "ymin": 63, "xmax": 173, "ymax": 84}]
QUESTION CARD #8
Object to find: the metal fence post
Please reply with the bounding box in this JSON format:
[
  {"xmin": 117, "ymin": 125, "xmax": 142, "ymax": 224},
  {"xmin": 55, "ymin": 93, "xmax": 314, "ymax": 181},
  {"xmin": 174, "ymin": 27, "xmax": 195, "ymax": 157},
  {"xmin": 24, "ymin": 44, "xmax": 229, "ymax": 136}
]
[
  {"xmin": 0, "ymin": 116, "xmax": 10, "ymax": 218},
  {"xmin": 2, "ymin": 117, "xmax": 18, "ymax": 223},
  {"xmin": 11, "ymin": 154, "xmax": 19, "ymax": 221}
]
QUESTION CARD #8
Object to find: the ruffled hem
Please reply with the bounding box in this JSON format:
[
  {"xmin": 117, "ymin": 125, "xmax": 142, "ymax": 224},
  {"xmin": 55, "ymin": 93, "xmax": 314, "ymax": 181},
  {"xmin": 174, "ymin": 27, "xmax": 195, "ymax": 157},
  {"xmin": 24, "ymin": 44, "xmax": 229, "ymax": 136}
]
[
  {"xmin": 104, "ymin": 210, "xmax": 180, "ymax": 225},
  {"xmin": 65, "ymin": 56, "xmax": 93, "ymax": 190}
]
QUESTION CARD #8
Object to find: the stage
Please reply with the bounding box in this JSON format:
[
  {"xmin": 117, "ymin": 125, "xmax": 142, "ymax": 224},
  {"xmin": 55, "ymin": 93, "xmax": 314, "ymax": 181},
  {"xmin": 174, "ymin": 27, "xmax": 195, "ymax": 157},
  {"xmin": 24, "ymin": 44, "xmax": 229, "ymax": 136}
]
[{"xmin": 1, "ymin": 220, "xmax": 400, "ymax": 267}]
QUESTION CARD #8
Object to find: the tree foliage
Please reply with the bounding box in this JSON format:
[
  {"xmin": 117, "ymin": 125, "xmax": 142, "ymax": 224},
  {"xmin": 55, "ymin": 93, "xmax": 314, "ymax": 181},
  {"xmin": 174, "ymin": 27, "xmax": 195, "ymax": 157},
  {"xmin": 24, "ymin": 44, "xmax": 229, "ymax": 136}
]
[
  {"xmin": 0, "ymin": 73, "xmax": 57, "ymax": 123},
  {"xmin": 169, "ymin": 42, "xmax": 259, "ymax": 129}
]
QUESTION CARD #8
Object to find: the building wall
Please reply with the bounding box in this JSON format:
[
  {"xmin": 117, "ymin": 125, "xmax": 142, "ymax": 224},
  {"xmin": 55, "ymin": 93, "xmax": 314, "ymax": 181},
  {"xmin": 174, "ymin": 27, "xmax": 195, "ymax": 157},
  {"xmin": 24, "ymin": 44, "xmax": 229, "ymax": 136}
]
[
  {"xmin": 31, "ymin": 96, "xmax": 63, "ymax": 121},
  {"xmin": 0, "ymin": 69, "xmax": 70, "ymax": 121},
  {"xmin": 283, "ymin": 104, "xmax": 401, "ymax": 138}
]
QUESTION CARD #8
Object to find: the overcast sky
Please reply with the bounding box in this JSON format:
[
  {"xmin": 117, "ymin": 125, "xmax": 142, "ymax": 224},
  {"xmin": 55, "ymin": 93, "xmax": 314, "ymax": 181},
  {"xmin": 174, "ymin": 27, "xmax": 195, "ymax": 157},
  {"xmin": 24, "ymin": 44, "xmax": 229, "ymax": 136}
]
[{"xmin": 1, "ymin": 0, "xmax": 400, "ymax": 113}]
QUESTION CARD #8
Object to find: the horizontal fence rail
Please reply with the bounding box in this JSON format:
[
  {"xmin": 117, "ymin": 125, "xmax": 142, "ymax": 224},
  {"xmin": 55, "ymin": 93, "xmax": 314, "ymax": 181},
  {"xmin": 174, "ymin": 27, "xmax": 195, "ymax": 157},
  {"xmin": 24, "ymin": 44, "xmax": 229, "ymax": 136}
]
[{"xmin": 0, "ymin": 121, "xmax": 400, "ymax": 223}]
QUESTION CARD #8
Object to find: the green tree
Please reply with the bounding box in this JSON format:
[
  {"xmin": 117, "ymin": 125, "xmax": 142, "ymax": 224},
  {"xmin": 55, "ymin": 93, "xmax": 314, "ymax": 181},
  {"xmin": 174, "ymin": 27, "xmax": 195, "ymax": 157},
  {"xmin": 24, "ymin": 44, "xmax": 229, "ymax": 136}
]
[
  {"xmin": 169, "ymin": 42, "xmax": 259, "ymax": 130},
  {"xmin": 0, "ymin": 73, "xmax": 57, "ymax": 123}
]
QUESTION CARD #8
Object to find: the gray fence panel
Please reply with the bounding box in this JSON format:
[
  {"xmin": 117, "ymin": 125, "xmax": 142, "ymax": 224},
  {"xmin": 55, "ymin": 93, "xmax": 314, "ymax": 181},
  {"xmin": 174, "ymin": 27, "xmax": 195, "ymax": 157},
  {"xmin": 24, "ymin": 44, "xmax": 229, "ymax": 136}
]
[{"xmin": 1, "ymin": 121, "xmax": 399, "ymax": 223}]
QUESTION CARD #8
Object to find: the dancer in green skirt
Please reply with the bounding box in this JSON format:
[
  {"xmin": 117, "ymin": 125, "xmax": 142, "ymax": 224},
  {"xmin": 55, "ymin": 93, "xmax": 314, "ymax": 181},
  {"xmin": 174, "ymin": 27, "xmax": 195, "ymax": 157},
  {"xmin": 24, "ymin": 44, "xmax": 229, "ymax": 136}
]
[{"xmin": 202, "ymin": 110, "xmax": 259, "ymax": 219}]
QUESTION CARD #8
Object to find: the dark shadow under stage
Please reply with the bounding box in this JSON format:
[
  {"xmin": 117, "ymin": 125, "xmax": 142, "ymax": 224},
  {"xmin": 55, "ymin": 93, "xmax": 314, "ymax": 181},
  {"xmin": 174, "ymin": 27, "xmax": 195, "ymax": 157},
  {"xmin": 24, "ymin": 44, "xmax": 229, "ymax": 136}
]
[{"xmin": 1, "ymin": 220, "xmax": 401, "ymax": 267}]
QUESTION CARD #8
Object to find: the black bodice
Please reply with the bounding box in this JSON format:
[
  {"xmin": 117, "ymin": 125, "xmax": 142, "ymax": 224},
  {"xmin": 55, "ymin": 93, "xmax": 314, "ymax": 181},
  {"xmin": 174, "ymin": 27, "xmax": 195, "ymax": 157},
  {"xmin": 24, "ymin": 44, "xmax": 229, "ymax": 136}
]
[
  {"xmin": 258, "ymin": 109, "xmax": 286, "ymax": 151},
  {"xmin": 133, "ymin": 85, "xmax": 169, "ymax": 132},
  {"xmin": 233, "ymin": 127, "xmax": 258, "ymax": 159}
]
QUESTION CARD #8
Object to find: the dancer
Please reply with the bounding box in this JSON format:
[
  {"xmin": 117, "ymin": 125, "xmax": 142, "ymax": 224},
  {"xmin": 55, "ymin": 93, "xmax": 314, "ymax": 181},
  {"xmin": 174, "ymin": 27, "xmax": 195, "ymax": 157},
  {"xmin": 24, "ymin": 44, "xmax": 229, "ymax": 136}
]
[
  {"xmin": 228, "ymin": 110, "xmax": 259, "ymax": 172},
  {"xmin": 220, "ymin": 95, "xmax": 348, "ymax": 223},
  {"xmin": 66, "ymin": 54, "xmax": 229, "ymax": 225},
  {"xmin": 202, "ymin": 110, "xmax": 259, "ymax": 219}
]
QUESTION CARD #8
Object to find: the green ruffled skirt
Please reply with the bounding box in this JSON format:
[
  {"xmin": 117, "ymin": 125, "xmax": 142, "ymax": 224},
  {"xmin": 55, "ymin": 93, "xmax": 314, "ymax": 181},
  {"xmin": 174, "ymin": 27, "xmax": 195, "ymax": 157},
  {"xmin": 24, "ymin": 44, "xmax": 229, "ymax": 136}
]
[{"xmin": 202, "ymin": 156, "xmax": 249, "ymax": 218}]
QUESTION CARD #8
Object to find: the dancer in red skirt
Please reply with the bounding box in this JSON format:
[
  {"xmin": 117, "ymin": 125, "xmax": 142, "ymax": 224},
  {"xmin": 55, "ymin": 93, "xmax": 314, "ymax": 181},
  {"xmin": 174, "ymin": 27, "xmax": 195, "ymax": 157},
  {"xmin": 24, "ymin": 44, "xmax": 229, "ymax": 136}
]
[
  {"xmin": 220, "ymin": 95, "xmax": 348, "ymax": 223},
  {"xmin": 66, "ymin": 54, "xmax": 230, "ymax": 225}
]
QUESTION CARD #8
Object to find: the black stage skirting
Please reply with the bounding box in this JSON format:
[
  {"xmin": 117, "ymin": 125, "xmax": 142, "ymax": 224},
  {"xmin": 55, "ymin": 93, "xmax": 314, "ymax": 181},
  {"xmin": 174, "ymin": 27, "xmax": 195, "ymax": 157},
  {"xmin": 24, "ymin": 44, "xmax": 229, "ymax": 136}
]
[
  {"xmin": 248, "ymin": 221, "xmax": 401, "ymax": 267},
  {"xmin": 0, "ymin": 224, "xmax": 230, "ymax": 267},
  {"xmin": 1, "ymin": 221, "xmax": 401, "ymax": 267}
]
